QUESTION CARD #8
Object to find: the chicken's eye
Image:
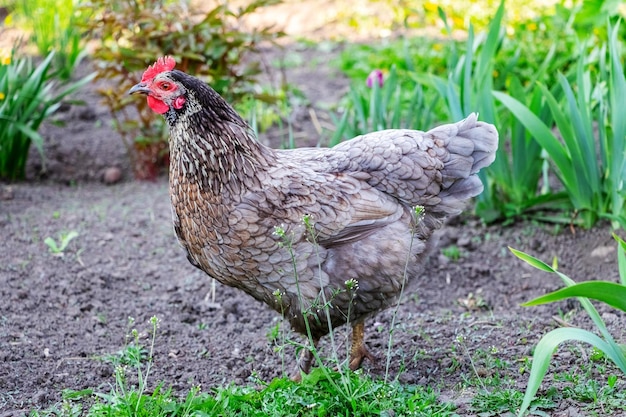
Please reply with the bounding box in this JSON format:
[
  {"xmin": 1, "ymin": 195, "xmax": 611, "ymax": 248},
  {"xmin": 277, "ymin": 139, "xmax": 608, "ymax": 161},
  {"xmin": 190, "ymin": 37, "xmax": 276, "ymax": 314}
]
[{"xmin": 160, "ymin": 82, "xmax": 171, "ymax": 90}]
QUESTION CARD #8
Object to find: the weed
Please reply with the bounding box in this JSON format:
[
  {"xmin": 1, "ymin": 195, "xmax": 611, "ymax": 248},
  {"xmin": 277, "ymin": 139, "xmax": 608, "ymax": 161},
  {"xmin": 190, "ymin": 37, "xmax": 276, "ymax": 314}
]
[
  {"xmin": 553, "ymin": 361, "xmax": 626, "ymax": 414},
  {"xmin": 99, "ymin": 316, "xmax": 161, "ymax": 415},
  {"xmin": 44, "ymin": 230, "xmax": 79, "ymax": 256},
  {"xmin": 35, "ymin": 315, "xmax": 457, "ymax": 416},
  {"xmin": 384, "ymin": 205, "xmax": 425, "ymax": 382},
  {"xmin": 441, "ymin": 245, "xmax": 461, "ymax": 262},
  {"xmin": 272, "ymin": 219, "xmax": 347, "ymax": 387},
  {"xmin": 471, "ymin": 388, "xmax": 525, "ymax": 416}
]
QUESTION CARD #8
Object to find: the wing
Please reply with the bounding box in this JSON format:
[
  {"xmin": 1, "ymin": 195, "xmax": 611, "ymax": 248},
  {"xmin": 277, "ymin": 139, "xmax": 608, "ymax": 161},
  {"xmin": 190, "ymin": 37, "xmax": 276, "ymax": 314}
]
[
  {"xmin": 315, "ymin": 114, "xmax": 498, "ymax": 215},
  {"xmin": 233, "ymin": 165, "xmax": 406, "ymax": 250},
  {"xmin": 231, "ymin": 114, "xmax": 497, "ymax": 250}
]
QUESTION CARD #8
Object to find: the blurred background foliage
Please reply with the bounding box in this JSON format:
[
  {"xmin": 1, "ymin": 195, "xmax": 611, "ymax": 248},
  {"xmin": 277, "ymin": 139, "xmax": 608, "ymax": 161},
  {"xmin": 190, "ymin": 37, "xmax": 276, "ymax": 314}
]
[{"xmin": 0, "ymin": 0, "xmax": 624, "ymax": 226}]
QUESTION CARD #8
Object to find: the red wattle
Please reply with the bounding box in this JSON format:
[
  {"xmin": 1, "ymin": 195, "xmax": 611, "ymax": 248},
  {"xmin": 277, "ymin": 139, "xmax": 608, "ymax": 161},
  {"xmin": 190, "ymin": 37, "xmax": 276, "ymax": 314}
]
[
  {"xmin": 173, "ymin": 96, "xmax": 186, "ymax": 110},
  {"xmin": 147, "ymin": 96, "xmax": 169, "ymax": 114}
]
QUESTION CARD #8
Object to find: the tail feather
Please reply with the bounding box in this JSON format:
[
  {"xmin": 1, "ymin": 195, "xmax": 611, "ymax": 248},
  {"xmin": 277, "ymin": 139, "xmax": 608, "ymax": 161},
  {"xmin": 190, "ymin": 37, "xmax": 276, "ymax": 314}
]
[{"xmin": 434, "ymin": 113, "xmax": 498, "ymax": 215}]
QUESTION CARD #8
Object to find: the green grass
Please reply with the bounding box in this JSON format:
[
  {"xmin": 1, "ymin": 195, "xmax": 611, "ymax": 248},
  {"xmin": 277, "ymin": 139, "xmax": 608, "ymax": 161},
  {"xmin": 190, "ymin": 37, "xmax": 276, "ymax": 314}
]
[
  {"xmin": 448, "ymin": 338, "xmax": 626, "ymax": 416},
  {"xmin": 40, "ymin": 374, "xmax": 456, "ymax": 417},
  {"xmin": 553, "ymin": 358, "xmax": 626, "ymax": 415},
  {"xmin": 27, "ymin": 307, "xmax": 626, "ymax": 416},
  {"xmin": 31, "ymin": 316, "xmax": 457, "ymax": 417}
]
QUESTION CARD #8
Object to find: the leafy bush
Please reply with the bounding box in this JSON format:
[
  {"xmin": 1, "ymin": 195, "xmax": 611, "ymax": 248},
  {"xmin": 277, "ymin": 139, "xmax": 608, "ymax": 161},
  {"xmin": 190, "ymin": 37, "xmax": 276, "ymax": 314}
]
[
  {"xmin": 335, "ymin": 1, "xmax": 548, "ymax": 221},
  {"xmin": 422, "ymin": 2, "xmax": 568, "ymax": 222},
  {"xmin": 81, "ymin": 0, "xmax": 283, "ymax": 179},
  {"xmin": 333, "ymin": 2, "xmax": 623, "ymax": 226},
  {"xmin": 511, "ymin": 233, "xmax": 626, "ymax": 416},
  {"xmin": 495, "ymin": 23, "xmax": 626, "ymax": 228},
  {"xmin": 336, "ymin": 36, "xmax": 452, "ymax": 88},
  {"xmin": 0, "ymin": 50, "xmax": 93, "ymax": 180},
  {"xmin": 8, "ymin": 0, "xmax": 87, "ymax": 80}
]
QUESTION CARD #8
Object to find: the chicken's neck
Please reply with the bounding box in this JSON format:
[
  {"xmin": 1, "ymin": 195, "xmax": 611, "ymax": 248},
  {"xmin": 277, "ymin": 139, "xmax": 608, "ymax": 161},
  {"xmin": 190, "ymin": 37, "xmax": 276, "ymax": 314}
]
[{"xmin": 168, "ymin": 106, "xmax": 274, "ymax": 198}]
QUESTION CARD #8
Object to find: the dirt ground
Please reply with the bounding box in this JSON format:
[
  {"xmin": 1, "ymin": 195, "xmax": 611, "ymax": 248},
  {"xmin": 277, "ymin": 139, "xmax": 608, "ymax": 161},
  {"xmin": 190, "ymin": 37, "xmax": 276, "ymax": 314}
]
[{"xmin": 1, "ymin": 28, "xmax": 626, "ymax": 417}]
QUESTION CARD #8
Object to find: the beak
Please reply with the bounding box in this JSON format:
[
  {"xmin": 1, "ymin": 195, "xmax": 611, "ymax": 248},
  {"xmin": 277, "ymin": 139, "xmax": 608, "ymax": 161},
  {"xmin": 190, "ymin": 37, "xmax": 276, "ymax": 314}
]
[{"xmin": 128, "ymin": 82, "xmax": 151, "ymax": 95}]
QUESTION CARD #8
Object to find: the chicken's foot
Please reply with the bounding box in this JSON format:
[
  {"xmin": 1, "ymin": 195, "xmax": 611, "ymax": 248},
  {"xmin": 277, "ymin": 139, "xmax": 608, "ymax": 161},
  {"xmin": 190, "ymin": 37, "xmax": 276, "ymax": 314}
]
[
  {"xmin": 349, "ymin": 321, "xmax": 376, "ymax": 370},
  {"xmin": 291, "ymin": 337, "xmax": 319, "ymax": 382}
]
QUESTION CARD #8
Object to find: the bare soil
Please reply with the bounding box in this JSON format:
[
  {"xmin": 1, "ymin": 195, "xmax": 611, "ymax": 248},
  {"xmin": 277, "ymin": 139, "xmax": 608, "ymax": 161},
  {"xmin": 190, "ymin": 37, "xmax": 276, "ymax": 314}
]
[{"xmin": 1, "ymin": 46, "xmax": 625, "ymax": 417}]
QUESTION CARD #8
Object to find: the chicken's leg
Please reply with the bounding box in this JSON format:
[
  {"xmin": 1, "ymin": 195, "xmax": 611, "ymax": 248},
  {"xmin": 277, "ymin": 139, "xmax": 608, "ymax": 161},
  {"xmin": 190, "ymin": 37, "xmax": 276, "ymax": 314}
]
[
  {"xmin": 291, "ymin": 337, "xmax": 319, "ymax": 381},
  {"xmin": 349, "ymin": 321, "xmax": 376, "ymax": 370}
]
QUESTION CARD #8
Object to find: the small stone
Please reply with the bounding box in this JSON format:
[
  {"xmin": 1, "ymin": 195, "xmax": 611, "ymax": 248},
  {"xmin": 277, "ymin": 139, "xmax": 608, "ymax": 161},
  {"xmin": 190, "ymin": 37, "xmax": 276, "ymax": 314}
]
[
  {"xmin": 601, "ymin": 312, "xmax": 618, "ymax": 323},
  {"xmin": 103, "ymin": 167, "xmax": 122, "ymax": 184},
  {"xmin": 222, "ymin": 298, "xmax": 240, "ymax": 316},
  {"xmin": 590, "ymin": 246, "xmax": 614, "ymax": 259},
  {"xmin": 0, "ymin": 186, "xmax": 14, "ymax": 200},
  {"xmin": 529, "ymin": 238, "xmax": 544, "ymax": 252},
  {"xmin": 457, "ymin": 236, "xmax": 471, "ymax": 247},
  {"xmin": 76, "ymin": 105, "xmax": 97, "ymax": 121}
]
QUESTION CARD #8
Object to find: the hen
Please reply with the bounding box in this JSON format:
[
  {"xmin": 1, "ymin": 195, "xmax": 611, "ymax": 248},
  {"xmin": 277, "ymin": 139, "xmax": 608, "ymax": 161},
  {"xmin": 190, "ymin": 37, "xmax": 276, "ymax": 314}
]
[{"xmin": 130, "ymin": 56, "xmax": 498, "ymax": 377}]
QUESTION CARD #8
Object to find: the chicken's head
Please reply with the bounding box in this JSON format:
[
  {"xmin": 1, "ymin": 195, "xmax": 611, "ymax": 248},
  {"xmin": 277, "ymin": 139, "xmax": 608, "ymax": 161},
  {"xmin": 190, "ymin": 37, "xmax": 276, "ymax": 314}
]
[{"xmin": 129, "ymin": 56, "xmax": 187, "ymax": 115}]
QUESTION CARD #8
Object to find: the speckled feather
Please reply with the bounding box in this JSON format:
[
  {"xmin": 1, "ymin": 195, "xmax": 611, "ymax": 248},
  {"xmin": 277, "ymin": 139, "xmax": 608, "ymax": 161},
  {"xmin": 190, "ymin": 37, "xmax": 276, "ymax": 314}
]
[{"xmin": 159, "ymin": 70, "xmax": 498, "ymax": 338}]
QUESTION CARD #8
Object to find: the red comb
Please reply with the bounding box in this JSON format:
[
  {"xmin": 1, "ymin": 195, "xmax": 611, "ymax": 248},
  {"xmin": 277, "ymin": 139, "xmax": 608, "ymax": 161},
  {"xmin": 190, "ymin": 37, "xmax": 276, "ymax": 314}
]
[{"xmin": 141, "ymin": 56, "xmax": 176, "ymax": 82}]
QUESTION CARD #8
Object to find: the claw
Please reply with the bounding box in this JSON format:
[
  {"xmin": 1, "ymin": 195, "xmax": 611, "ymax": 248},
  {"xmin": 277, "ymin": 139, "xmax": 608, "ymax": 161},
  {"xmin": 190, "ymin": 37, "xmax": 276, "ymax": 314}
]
[
  {"xmin": 291, "ymin": 338, "xmax": 319, "ymax": 381},
  {"xmin": 291, "ymin": 322, "xmax": 376, "ymax": 381},
  {"xmin": 349, "ymin": 321, "xmax": 377, "ymax": 370}
]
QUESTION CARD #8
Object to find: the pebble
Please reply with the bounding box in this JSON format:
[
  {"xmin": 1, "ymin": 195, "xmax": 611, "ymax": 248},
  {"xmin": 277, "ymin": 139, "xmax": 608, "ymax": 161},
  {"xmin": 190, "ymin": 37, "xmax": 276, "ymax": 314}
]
[
  {"xmin": 437, "ymin": 254, "xmax": 450, "ymax": 266},
  {"xmin": 72, "ymin": 105, "xmax": 97, "ymax": 121},
  {"xmin": 102, "ymin": 167, "xmax": 122, "ymax": 184},
  {"xmin": 590, "ymin": 245, "xmax": 614, "ymax": 259},
  {"xmin": 0, "ymin": 186, "xmax": 14, "ymax": 200},
  {"xmin": 33, "ymin": 390, "xmax": 50, "ymax": 405},
  {"xmin": 529, "ymin": 238, "xmax": 545, "ymax": 252},
  {"xmin": 222, "ymin": 298, "xmax": 240, "ymax": 316},
  {"xmin": 457, "ymin": 235, "xmax": 471, "ymax": 247},
  {"xmin": 601, "ymin": 312, "xmax": 618, "ymax": 323}
]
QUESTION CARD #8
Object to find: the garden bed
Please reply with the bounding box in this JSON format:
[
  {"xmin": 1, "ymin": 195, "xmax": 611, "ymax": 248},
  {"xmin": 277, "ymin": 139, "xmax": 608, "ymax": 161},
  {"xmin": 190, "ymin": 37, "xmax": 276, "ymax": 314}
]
[
  {"xmin": 2, "ymin": 0, "xmax": 626, "ymax": 412},
  {"xmin": 1, "ymin": 47, "xmax": 625, "ymax": 416}
]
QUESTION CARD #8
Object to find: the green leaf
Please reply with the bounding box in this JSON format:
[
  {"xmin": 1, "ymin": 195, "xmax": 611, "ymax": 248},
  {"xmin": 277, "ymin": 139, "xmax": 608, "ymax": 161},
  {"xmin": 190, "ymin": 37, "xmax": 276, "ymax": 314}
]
[
  {"xmin": 522, "ymin": 281, "xmax": 626, "ymax": 312},
  {"xmin": 15, "ymin": 122, "xmax": 45, "ymax": 156},
  {"xmin": 508, "ymin": 247, "xmax": 555, "ymax": 273},
  {"xmin": 614, "ymin": 233, "xmax": 626, "ymax": 285},
  {"xmin": 607, "ymin": 23, "xmax": 626, "ymax": 227},
  {"xmin": 493, "ymin": 91, "xmax": 569, "ymax": 178},
  {"xmin": 518, "ymin": 327, "xmax": 626, "ymax": 416},
  {"xmin": 44, "ymin": 237, "xmax": 60, "ymax": 253}
]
